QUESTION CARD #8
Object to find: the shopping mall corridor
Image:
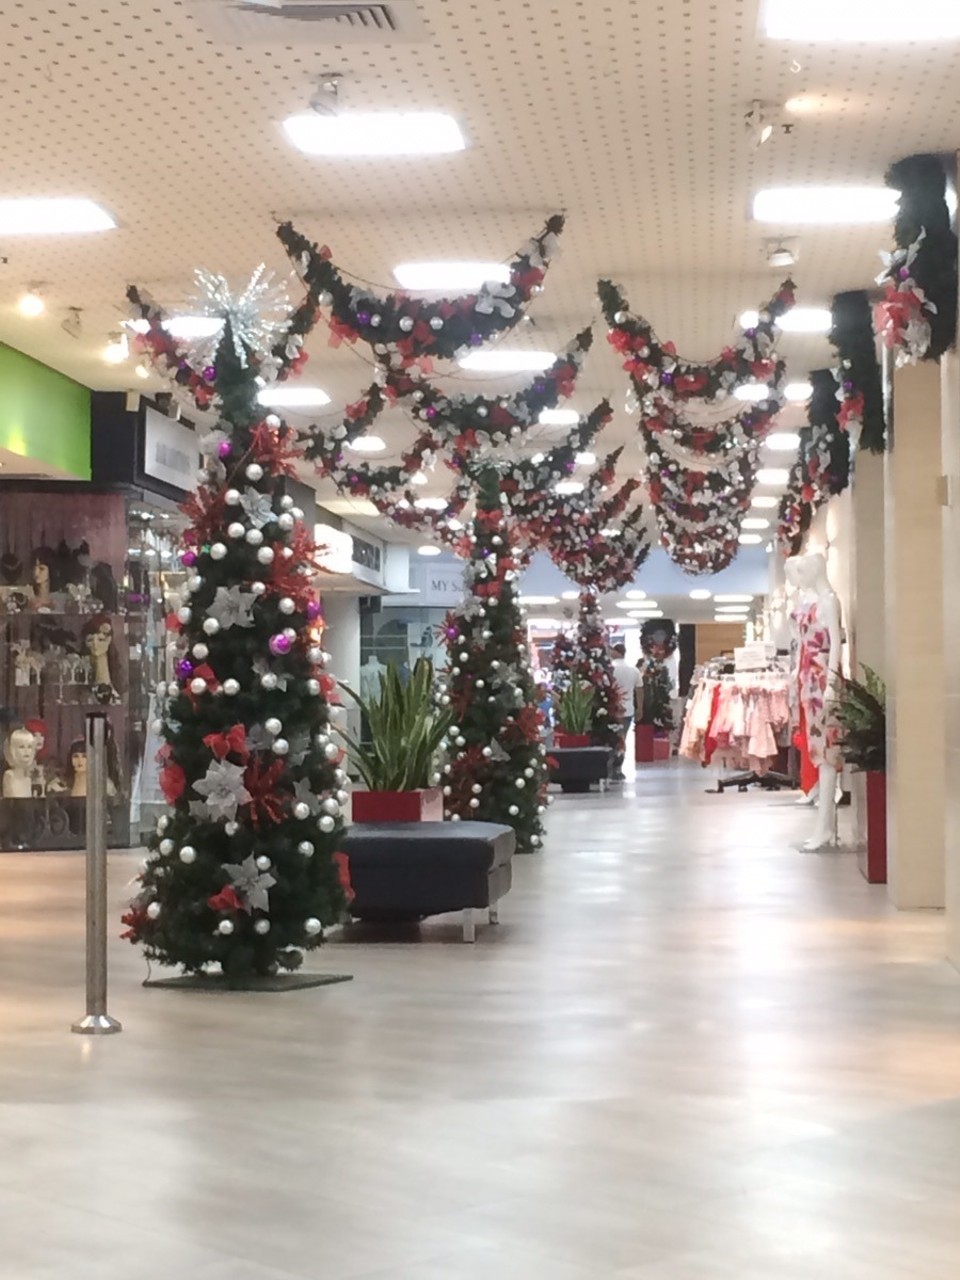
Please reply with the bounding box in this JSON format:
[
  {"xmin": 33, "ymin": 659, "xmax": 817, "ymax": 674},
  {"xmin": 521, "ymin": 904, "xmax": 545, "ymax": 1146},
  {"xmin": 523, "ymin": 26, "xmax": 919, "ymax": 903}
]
[{"xmin": 1, "ymin": 764, "xmax": 959, "ymax": 1279}]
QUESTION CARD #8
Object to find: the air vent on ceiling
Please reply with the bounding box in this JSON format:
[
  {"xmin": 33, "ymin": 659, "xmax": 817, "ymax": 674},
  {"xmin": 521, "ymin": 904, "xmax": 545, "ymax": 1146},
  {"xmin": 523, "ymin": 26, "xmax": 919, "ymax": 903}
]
[{"xmin": 190, "ymin": 0, "xmax": 425, "ymax": 44}]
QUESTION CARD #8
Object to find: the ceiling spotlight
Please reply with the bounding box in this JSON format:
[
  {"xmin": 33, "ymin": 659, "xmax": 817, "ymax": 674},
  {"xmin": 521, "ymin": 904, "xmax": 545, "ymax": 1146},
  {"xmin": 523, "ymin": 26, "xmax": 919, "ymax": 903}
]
[
  {"xmin": 765, "ymin": 238, "xmax": 798, "ymax": 268},
  {"xmin": 102, "ymin": 332, "xmax": 129, "ymax": 365},
  {"xmin": 745, "ymin": 100, "xmax": 775, "ymax": 148},
  {"xmin": 410, "ymin": 471, "xmax": 428, "ymax": 487},
  {"xmin": 60, "ymin": 307, "xmax": 82, "ymax": 340},
  {"xmin": 17, "ymin": 286, "xmax": 44, "ymax": 318},
  {"xmin": 346, "ymin": 435, "xmax": 387, "ymax": 454}
]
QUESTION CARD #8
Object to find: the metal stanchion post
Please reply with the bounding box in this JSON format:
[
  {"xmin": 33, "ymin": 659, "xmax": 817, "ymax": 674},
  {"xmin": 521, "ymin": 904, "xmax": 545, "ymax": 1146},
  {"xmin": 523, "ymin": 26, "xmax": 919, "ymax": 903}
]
[{"xmin": 71, "ymin": 712, "xmax": 122, "ymax": 1035}]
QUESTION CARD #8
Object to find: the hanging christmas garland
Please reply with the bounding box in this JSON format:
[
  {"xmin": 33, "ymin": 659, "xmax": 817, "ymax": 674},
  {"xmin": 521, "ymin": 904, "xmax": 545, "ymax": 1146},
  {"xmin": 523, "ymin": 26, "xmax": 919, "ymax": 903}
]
[
  {"xmin": 658, "ymin": 520, "xmax": 739, "ymax": 576},
  {"xmin": 641, "ymin": 617, "xmax": 678, "ymax": 660},
  {"xmin": 875, "ymin": 153, "xmax": 958, "ymax": 365},
  {"xmin": 829, "ymin": 290, "xmax": 887, "ymax": 453},
  {"xmin": 277, "ymin": 215, "xmax": 565, "ymax": 370},
  {"xmin": 775, "ymin": 370, "xmax": 850, "ymax": 556}
]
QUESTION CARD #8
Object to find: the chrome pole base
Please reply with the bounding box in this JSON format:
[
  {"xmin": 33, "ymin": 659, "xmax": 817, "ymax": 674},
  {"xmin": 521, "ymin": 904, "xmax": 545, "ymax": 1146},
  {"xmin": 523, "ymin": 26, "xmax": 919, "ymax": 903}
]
[{"xmin": 71, "ymin": 1014, "xmax": 122, "ymax": 1036}]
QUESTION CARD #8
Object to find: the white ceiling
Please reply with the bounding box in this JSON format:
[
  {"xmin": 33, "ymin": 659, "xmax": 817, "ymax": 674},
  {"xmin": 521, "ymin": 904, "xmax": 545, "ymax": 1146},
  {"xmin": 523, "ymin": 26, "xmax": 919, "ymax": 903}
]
[{"xmin": 2, "ymin": 0, "xmax": 958, "ymax": 547}]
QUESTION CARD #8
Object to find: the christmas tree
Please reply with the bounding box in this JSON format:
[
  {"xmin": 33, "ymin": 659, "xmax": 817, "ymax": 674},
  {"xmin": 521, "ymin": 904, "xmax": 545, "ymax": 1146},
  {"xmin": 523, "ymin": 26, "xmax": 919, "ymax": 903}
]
[
  {"xmin": 122, "ymin": 262, "xmax": 348, "ymax": 983},
  {"xmin": 575, "ymin": 590, "xmax": 624, "ymax": 750},
  {"xmin": 441, "ymin": 470, "xmax": 547, "ymax": 852}
]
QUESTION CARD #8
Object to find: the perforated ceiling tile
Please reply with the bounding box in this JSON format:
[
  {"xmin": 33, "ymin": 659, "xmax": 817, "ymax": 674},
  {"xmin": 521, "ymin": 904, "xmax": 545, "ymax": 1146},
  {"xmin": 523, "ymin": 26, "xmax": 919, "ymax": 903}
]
[{"xmin": 2, "ymin": 0, "xmax": 960, "ymax": 496}]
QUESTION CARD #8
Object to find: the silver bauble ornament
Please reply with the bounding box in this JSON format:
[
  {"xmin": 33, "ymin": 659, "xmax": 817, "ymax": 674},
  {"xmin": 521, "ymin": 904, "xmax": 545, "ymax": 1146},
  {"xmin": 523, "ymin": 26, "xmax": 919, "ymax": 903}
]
[
  {"xmin": 203, "ymin": 617, "xmax": 221, "ymax": 636},
  {"xmin": 272, "ymin": 738, "xmax": 290, "ymax": 756},
  {"xmin": 190, "ymin": 676, "xmax": 208, "ymax": 695},
  {"xmin": 278, "ymin": 597, "xmax": 295, "ymax": 615},
  {"xmin": 210, "ymin": 542, "xmax": 227, "ymax": 560},
  {"xmin": 179, "ymin": 846, "xmax": 197, "ymax": 864},
  {"xmin": 246, "ymin": 463, "xmax": 264, "ymax": 482},
  {"xmin": 257, "ymin": 547, "xmax": 275, "ymax": 565},
  {"xmin": 265, "ymin": 717, "xmax": 282, "ymax": 736},
  {"xmin": 319, "ymin": 815, "xmax": 336, "ymax": 833},
  {"xmin": 254, "ymin": 919, "xmax": 271, "ymax": 935},
  {"xmin": 255, "ymin": 855, "xmax": 272, "ymax": 872},
  {"xmin": 293, "ymin": 801, "xmax": 310, "ymax": 820},
  {"xmin": 223, "ymin": 678, "xmax": 240, "ymax": 696},
  {"xmin": 217, "ymin": 919, "xmax": 235, "ymax": 936},
  {"xmin": 304, "ymin": 917, "xmax": 322, "ymax": 936},
  {"xmin": 146, "ymin": 902, "xmax": 161, "ymax": 920},
  {"xmin": 228, "ymin": 522, "xmax": 245, "ymax": 540},
  {"xmin": 298, "ymin": 840, "xmax": 314, "ymax": 857}
]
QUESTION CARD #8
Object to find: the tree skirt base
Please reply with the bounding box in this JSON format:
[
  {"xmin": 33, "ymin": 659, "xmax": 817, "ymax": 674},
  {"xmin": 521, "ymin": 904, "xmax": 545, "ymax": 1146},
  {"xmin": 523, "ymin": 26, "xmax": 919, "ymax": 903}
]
[{"xmin": 143, "ymin": 972, "xmax": 353, "ymax": 992}]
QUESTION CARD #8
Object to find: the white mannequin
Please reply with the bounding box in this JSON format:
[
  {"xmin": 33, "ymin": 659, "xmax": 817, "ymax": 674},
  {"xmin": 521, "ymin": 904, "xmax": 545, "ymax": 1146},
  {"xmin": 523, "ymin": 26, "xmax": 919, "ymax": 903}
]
[
  {"xmin": 2, "ymin": 728, "xmax": 38, "ymax": 798},
  {"xmin": 788, "ymin": 552, "xmax": 842, "ymax": 850},
  {"xmin": 359, "ymin": 655, "xmax": 388, "ymax": 702}
]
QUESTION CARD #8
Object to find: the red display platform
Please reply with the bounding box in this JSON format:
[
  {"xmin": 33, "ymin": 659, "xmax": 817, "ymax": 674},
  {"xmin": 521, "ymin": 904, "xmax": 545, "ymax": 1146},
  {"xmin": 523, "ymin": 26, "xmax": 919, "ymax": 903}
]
[
  {"xmin": 858, "ymin": 771, "xmax": 887, "ymax": 884},
  {"xmin": 351, "ymin": 788, "xmax": 445, "ymax": 824}
]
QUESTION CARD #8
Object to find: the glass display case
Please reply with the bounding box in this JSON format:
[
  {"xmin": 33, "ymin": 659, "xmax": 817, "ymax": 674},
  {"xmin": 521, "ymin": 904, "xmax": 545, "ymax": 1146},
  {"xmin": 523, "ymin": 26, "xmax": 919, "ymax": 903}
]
[{"xmin": 0, "ymin": 485, "xmax": 186, "ymax": 850}]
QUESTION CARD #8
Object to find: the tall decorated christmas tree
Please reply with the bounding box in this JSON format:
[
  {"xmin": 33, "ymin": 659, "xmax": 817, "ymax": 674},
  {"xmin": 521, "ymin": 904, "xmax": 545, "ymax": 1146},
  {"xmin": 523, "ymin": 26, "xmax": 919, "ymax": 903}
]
[
  {"xmin": 122, "ymin": 262, "xmax": 348, "ymax": 984},
  {"xmin": 440, "ymin": 470, "xmax": 547, "ymax": 852}
]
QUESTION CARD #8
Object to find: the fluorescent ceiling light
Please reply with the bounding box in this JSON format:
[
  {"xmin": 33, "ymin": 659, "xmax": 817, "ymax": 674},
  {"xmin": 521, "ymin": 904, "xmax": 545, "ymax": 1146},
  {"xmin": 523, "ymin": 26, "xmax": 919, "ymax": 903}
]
[
  {"xmin": 739, "ymin": 307, "xmax": 831, "ymax": 334},
  {"xmin": 459, "ymin": 349, "xmax": 556, "ymax": 373},
  {"xmin": 606, "ymin": 617, "xmax": 641, "ymax": 627},
  {"xmin": 282, "ymin": 111, "xmax": 466, "ymax": 158},
  {"xmin": 164, "ymin": 315, "xmax": 224, "ymax": 340},
  {"xmin": 753, "ymin": 186, "xmax": 898, "ymax": 225},
  {"xmin": 734, "ymin": 383, "xmax": 770, "ymax": 403},
  {"xmin": 751, "ymin": 495, "xmax": 778, "ymax": 509},
  {"xmin": 561, "ymin": 590, "xmax": 580, "ymax": 600},
  {"xmin": 714, "ymin": 594, "xmax": 754, "ymax": 603},
  {"xmin": 575, "ymin": 452, "xmax": 596, "ymax": 467},
  {"xmin": 742, "ymin": 517, "xmax": 771, "ymax": 530},
  {"xmin": 625, "ymin": 590, "xmax": 647, "ymax": 600},
  {"xmin": 417, "ymin": 545, "xmax": 442, "ymax": 557},
  {"xmin": 393, "ymin": 261, "xmax": 510, "ymax": 291},
  {"xmin": 738, "ymin": 533, "xmax": 763, "ymax": 545},
  {"xmin": 346, "ymin": 435, "xmax": 387, "ymax": 453},
  {"xmin": 635, "ymin": 611, "xmax": 662, "ymax": 619},
  {"xmin": 17, "ymin": 289, "xmax": 44, "ymax": 317},
  {"xmin": 520, "ymin": 595, "xmax": 560, "ymax": 606},
  {"xmin": 0, "ymin": 197, "xmax": 115, "ymax": 235},
  {"xmin": 689, "ymin": 589, "xmax": 712, "ymax": 600},
  {"xmin": 527, "ymin": 616, "xmax": 561, "ymax": 628},
  {"xmin": 414, "ymin": 497, "xmax": 448, "ymax": 511},
  {"xmin": 756, "ymin": 468, "xmax": 790, "ymax": 486},
  {"xmin": 445, "ymin": 518, "xmax": 464, "ymax": 531},
  {"xmin": 784, "ymin": 382, "xmax": 813, "ymax": 402},
  {"xmin": 764, "ymin": 0, "xmax": 960, "ymax": 41},
  {"xmin": 539, "ymin": 408, "xmax": 579, "ymax": 427},
  {"xmin": 617, "ymin": 599, "xmax": 657, "ymax": 610},
  {"xmin": 714, "ymin": 614, "xmax": 747, "ymax": 624},
  {"xmin": 257, "ymin": 385, "xmax": 332, "ymax": 409},
  {"xmin": 716, "ymin": 604, "xmax": 751, "ymax": 613},
  {"xmin": 766, "ymin": 432, "xmax": 801, "ymax": 452},
  {"xmin": 628, "ymin": 608, "xmax": 659, "ymax": 618},
  {"xmin": 554, "ymin": 480, "xmax": 585, "ymax": 495}
]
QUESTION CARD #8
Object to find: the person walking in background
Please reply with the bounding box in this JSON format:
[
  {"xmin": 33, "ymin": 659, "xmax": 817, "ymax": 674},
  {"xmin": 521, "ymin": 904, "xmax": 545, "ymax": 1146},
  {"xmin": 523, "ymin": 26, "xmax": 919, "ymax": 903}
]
[
  {"xmin": 611, "ymin": 644, "xmax": 641, "ymax": 779},
  {"xmin": 536, "ymin": 682, "xmax": 554, "ymax": 748}
]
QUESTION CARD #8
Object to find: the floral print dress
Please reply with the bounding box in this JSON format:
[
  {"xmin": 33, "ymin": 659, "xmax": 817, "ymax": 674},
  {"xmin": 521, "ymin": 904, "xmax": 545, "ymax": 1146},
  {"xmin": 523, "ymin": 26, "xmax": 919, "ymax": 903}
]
[{"xmin": 795, "ymin": 601, "xmax": 843, "ymax": 771}]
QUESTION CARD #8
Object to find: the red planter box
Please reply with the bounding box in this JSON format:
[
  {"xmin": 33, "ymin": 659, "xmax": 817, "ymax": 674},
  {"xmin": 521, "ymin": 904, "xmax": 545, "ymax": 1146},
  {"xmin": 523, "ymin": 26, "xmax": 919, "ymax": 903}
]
[
  {"xmin": 653, "ymin": 732, "xmax": 671, "ymax": 761},
  {"xmin": 351, "ymin": 787, "xmax": 444, "ymax": 824},
  {"xmin": 635, "ymin": 723, "xmax": 655, "ymax": 763},
  {"xmin": 555, "ymin": 732, "xmax": 591, "ymax": 748},
  {"xmin": 858, "ymin": 771, "xmax": 887, "ymax": 884}
]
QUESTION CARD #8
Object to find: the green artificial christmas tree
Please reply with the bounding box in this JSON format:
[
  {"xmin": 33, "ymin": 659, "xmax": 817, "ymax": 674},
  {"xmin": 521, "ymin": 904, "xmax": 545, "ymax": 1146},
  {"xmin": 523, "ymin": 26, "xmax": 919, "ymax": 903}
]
[
  {"xmin": 639, "ymin": 660, "xmax": 675, "ymax": 731},
  {"xmin": 441, "ymin": 470, "xmax": 547, "ymax": 852},
  {"xmin": 122, "ymin": 264, "xmax": 348, "ymax": 983},
  {"xmin": 575, "ymin": 590, "xmax": 624, "ymax": 749}
]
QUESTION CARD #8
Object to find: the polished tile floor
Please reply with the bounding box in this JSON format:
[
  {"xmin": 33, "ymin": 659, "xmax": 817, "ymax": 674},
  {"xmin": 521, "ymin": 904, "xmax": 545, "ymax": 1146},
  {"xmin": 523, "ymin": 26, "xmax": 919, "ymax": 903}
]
[{"xmin": 2, "ymin": 763, "xmax": 960, "ymax": 1278}]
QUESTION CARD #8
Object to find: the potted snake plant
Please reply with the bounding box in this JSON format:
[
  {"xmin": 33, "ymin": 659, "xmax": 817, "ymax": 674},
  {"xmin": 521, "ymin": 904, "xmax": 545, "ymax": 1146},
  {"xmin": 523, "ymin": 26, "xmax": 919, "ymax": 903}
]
[
  {"xmin": 554, "ymin": 681, "xmax": 595, "ymax": 749},
  {"xmin": 338, "ymin": 658, "xmax": 452, "ymax": 823},
  {"xmin": 835, "ymin": 665, "xmax": 887, "ymax": 883}
]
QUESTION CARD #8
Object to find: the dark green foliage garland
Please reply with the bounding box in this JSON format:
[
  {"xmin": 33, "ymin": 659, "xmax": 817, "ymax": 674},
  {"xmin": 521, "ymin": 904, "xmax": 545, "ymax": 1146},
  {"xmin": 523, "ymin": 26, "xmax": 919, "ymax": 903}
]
[
  {"xmin": 829, "ymin": 290, "xmax": 887, "ymax": 454},
  {"xmin": 776, "ymin": 370, "xmax": 850, "ymax": 556}
]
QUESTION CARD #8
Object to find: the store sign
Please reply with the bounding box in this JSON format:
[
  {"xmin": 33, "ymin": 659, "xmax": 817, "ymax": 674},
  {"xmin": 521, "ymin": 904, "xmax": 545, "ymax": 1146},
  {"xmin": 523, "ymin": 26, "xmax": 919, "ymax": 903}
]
[
  {"xmin": 142, "ymin": 407, "xmax": 199, "ymax": 491},
  {"xmin": 408, "ymin": 562, "xmax": 464, "ymax": 606},
  {"xmin": 315, "ymin": 523, "xmax": 354, "ymax": 575}
]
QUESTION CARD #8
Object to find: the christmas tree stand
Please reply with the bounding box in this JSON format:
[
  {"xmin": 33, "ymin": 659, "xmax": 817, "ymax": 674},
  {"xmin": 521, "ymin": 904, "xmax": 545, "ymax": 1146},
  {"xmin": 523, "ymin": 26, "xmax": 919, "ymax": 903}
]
[{"xmin": 144, "ymin": 971, "xmax": 352, "ymax": 992}]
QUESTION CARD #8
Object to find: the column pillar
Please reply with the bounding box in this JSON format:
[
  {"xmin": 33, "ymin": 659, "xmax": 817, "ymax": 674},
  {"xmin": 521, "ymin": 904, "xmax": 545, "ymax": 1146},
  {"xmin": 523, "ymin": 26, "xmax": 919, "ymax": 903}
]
[
  {"xmin": 941, "ymin": 356, "xmax": 960, "ymax": 966},
  {"xmin": 849, "ymin": 449, "xmax": 886, "ymax": 845},
  {"xmin": 884, "ymin": 360, "xmax": 945, "ymax": 908}
]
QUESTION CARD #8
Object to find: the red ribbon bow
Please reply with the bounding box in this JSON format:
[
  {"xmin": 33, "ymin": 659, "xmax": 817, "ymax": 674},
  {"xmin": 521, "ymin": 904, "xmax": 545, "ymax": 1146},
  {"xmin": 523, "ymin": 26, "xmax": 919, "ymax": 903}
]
[{"xmin": 203, "ymin": 723, "xmax": 249, "ymax": 762}]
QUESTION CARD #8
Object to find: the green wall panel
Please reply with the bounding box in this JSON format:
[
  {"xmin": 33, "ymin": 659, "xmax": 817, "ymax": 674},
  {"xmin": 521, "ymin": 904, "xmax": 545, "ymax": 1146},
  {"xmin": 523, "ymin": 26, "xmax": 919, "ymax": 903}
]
[{"xmin": 0, "ymin": 343, "xmax": 91, "ymax": 478}]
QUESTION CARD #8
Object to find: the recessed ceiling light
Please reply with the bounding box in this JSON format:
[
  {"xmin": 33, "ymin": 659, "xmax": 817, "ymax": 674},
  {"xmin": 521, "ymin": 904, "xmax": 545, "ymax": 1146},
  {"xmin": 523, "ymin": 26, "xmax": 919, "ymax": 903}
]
[
  {"xmin": 393, "ymin": 261, "xmax": 510, "ymax": 291},
  {"xmin": 17, "ymin": 288, "xmax": 44, "ymax": 317},
  {"xmin": 164, "ymin": 315, "xmax": 224, "ymax": 340},
  {"xmin": 766, "ymin": 432, "xmax": 801, "ymax": 452},
  {"xmin": 0, "ymin": 198, "xmax": 115, "ymax": 235},
  {"xmin": 739, "ymin": 306, "xmax": 830, "ymax": 334},
  {"xmin": 714, "ymin": 594, "xmax": 754, "ymax": 603},
  {"xmin": 628, "ymin": 608, "xmax": 659, "ymax": 618},
  {"xmin": 734, "ymin": 383, "xmax": 770, "ymax": 403},
  {"xmin": 738, "ymin": 533, "xmax": 764, "ymax": 545},
  {"xmin": 414, "ymin": 497, "xmax": 448, "ymax": 511},
  {"xmin": 554, "ymin": 480, "xmax": 585, "ymax": 495},
  {"xmin": 606, "ymin": 617, "xmax": 641, "ymax": 627},
  {"xmin": 625, "ymin": 589, "xmax": 647, "ymax": 600},
  {"xmin": 742, "ymin": 517, "xmax": 771, "ymax": 530},
  {"xmin": 784, "ymin": 382, "xmax": 813, "ymax": 402},
  {"xmin": 561, "ymin": 590, "xmax": 580, "ymax": 600},
  {"xmin": 756, "ymin": 468, "xmax": 790, "ymax": 486},
  {"xmin": 617, "ymin": 599, "xmax": 658, "ymax": 610},
  {"xmin": 636, "ymin": 611, "xmax": 663, "ymax": 619},
  {"xmin": 575, "ymin": 451, "xmax": 596, "ymax": 467},
  {"xmin": 282, "ymin": 111, "xmax": 466, "ymax": 158},
  {"xmin": 102, "ymin": 332, "xmax": 128, "ymax": 365},
  {"xmin": 410, "ymin": 471, "xmax": 428, "ymax": 486},
  {"xmin": 753, "ymin": 186, "xmax": 899, "ymax": 225},
  {"xmin": 520, "ymin": 595, "xmax": 560, "ymax": 606},
  {"xmin": 257, "ymin": 385, "xmax": 332, "ymax": 409},
  {"xmin": 539, "ymin": 408, "xmax": 579, "ymax": 427},
  {"xmin": 764, "ymin": 0, "xmax": 960, "ymax": 41},
  {"xmin": 459, "ymin": 349, "xmax": 556, "ymax": 373},
  {"xmin": 751, "ymin": 495, "xmax": 779, "ymax": 509},
  {"xmin": 689, "ymin": 589, "xmax": 713, "ymax": 600},
  {"xmin": 346, "ymin": 435, "xmax": 387, "ymax": 453},
  {"xmin": 417, "ymin": 545, "xmax": 442, "ymax": 557}
]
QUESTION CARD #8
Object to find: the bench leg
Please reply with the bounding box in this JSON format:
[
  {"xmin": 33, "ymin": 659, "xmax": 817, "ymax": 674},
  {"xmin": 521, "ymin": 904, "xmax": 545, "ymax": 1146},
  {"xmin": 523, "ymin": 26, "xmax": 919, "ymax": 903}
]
[
  {"xmin": 488, "ymin": 904, "xmax": 499, "ymax": 925},
  {"xmin": 462, "ymin": 909, "xmax": 476, "ymax": 944}
]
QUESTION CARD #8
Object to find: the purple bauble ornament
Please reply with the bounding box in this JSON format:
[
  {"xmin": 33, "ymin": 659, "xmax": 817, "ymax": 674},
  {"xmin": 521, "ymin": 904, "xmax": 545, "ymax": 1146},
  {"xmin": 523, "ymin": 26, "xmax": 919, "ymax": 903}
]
[
  {"xmin": 269, "ymin": 633, "xmax": 293, "ymax": 656},
  {"xmin": 203, "ymin": 365, "xmax": 217, "ymax": 383},
  {"xmin": 218, "ymin": 440, "xmax": 232, "ymax": 460},
  {"xmin": 181, "ymin": 550, "xmax": 197, "ymax": 568},
  {"xmin": 899, "ymin": 267, "xmax": 910, "ymax": 280},
  {"xmin": 176, "ymin": 658, "xmax": 194, "ymax": 679},
  {"xmin": 357, "ymin": 311, "xmax": 371, "ymax": 326},
  {"xmin": 306, "ymin": 600, "xmax": 322, "ymax": 621}
]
